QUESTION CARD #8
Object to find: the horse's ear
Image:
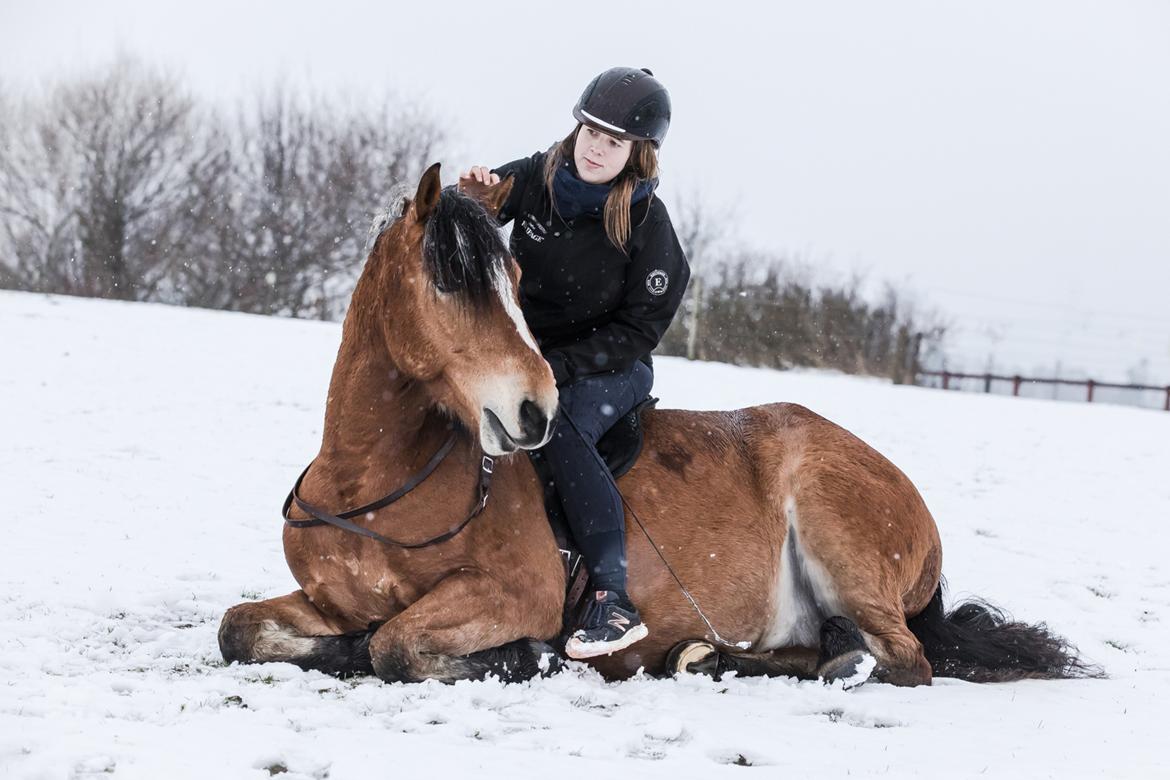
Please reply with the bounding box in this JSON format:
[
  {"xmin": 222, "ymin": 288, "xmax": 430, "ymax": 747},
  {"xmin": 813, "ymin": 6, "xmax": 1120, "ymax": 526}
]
[
  {"xmin": 478, "ymin": 174, "xmax": 515, "ymax": 219},
  {"xmin": 414, "ymin": 162, "xmax": 442, "ymax": 222}
]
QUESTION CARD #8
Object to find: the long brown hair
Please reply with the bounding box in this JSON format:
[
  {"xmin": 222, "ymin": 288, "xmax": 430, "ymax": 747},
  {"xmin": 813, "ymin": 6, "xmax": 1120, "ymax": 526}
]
[{"xmin": 542, "ymin": 124, "xmax": 659, "ymax": 252}]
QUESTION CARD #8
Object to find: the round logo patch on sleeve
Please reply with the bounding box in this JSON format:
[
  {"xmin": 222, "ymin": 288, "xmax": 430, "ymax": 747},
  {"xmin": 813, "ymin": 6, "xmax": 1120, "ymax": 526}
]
[{"xmin": 646, "ymin": 269, "xmax": 670, "ymax": 296}]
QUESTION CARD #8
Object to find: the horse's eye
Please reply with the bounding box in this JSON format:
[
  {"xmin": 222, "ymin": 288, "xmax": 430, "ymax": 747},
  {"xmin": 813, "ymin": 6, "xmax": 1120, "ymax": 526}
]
[{"xmin": 432, "ymin": 269, "xmax": 466, "ymax": 296}]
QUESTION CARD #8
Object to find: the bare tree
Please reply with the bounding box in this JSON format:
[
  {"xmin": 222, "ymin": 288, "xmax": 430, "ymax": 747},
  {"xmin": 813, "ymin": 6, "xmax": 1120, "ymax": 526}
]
[
  {"xmin": 0, "ymin": 89, "xmax": 84, "ymax": 293},
  {"xmin": 72, "ymin": 58, "xmax": 214, "ymax": 299},
  {"xmin": 0, "ymin": 58, "xmax": 221, "ymax": 301},
  {"xmin": 182, "ymin": 88, "xmax": 444, "ymax": 318},
  {"xmin": 668, "ymin": 190, "xmax": 733, "ymax": 360},
  {"xmin": 1, "ymin": 63, "xmax": 444, "ymax": 318}
]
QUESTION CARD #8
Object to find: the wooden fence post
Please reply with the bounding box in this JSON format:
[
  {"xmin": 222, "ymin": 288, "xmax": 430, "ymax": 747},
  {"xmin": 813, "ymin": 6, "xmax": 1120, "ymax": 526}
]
[
  {"xmin": 942, "ymin": 371, "xmax": 950, "ymax": 390},
  {"xmin": 1012, "ymin": 376, "xmax": 1022, "ymax": 396},
  {"xmin": 891, "ymin": 328, "xmax": 908, "ymax": 385},
  {"xmin": 1087, "ymin": 380, "xmax": 1095, "ymax": 403},
  {"xmin": 983, "ymin": 373, "xmax": 992, "ymax": 393},
  {"xmin": 911, "ymin": 333, "xmax": 923, "ymax": 380}
]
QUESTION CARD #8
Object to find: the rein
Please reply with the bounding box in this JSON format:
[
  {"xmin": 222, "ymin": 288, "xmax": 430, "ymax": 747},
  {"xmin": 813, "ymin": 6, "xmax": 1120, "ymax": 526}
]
[{"xmin": 283, "ymin": 432, "xmax": 495, "ymax": 550}]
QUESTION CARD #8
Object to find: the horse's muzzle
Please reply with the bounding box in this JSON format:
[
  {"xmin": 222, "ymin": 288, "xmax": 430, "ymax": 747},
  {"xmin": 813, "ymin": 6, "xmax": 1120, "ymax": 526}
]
[{"xmin": 481, "ymin": 401, "xmax": 552, "ymax": 455}]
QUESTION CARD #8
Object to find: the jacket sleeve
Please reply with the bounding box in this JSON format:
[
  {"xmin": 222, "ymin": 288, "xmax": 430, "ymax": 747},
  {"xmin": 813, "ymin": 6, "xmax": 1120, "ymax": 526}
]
[
  {"xmin": 490, "ymin": 152, "xmax": 543, "ymax": 226},
  {"xmin": 544, "ymin": 213, "xmax": 690, "ymax": 384}
]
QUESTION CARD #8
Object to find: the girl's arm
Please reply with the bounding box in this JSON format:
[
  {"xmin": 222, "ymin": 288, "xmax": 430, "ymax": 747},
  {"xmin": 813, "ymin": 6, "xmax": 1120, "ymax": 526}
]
[{"xmin": 544, "ymin": 209, "xmax": 690, "ymax": 385}]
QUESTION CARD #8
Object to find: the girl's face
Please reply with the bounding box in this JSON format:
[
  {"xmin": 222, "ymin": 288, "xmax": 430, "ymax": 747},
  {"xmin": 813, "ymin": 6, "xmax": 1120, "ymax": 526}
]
[{"xmin": 573, "ymin": 125, "xmax": 633, "ymax": 184}]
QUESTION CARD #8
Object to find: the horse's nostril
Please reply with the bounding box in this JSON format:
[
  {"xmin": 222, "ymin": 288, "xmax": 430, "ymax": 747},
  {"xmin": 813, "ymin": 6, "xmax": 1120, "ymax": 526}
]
[{"xmin": 519, "ymin": 399, "xmax": 548, "ymax": 442}]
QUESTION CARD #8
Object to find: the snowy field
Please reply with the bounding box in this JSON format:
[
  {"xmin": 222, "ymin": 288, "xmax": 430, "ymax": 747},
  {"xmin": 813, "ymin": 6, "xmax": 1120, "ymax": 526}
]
[{"xmin": 2, "ymin": 289, "xmax": 1168, "ymax": 779}]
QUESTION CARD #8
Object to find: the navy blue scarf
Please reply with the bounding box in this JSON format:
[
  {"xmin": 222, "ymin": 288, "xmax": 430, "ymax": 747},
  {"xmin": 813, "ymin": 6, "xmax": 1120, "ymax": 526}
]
[{"xmin": 553, "ymin": 161, "xmax": 657, "ymax": 220}]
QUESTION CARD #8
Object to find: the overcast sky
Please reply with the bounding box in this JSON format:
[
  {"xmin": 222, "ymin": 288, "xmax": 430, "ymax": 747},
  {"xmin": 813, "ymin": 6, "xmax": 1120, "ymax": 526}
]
[{"xmin": 3, "ymin": 0, "xmax": 1169, "ymax": 383}]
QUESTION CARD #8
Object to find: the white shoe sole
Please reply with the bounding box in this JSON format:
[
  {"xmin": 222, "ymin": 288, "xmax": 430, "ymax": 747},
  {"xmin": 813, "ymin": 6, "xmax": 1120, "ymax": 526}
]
[{"xmin": 565, "ymin": 624, "xmax": 649, "ymax": 660}]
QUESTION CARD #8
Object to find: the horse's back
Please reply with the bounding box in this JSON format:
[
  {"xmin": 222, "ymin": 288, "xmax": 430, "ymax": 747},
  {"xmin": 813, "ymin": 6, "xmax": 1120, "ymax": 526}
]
[
  {"xmin": 640, "ymin": 400, "xmax": 931, "ymax": 506},
  {"xmin": 636, "ymin": 401, "xmax": 867, "ymax": 490}
]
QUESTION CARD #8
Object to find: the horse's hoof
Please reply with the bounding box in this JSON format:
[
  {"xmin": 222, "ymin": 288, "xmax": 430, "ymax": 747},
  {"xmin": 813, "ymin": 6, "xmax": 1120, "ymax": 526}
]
[
  {"xmin": 527, "ymin": 640, "xmax": 565, "ymax": 677},
  {"xmin": 816, "ymin": 649, "xmax": 876, "ymax": 689},
  {"xmin": 816, "ymin": 616, "xmax": 875, "ymax": 689},
  {"xmin": 666, "ymin": 640, "xmax": 717, "ymax": 676}
]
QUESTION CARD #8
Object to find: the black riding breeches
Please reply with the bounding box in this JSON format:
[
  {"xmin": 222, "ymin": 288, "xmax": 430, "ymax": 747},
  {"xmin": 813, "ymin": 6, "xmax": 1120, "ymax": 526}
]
[{"xmin": 538, "ymin": 360, "xmax": 653, "ymax": 592}]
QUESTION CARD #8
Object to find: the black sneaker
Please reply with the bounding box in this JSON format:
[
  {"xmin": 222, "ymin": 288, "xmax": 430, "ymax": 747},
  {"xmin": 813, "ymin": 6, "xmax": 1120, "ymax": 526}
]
[{"xmin": 565, "ymin": 590, "xmax": 650, "ymax": 659}]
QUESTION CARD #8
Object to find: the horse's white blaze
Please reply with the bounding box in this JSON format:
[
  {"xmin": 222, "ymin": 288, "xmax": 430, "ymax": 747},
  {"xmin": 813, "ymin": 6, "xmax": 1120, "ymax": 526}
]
[
  {"xmin": 253, "ymin": 619, "xmax": 318, "ymax": 659},
  {"xmin": 492, "ymin": 267, "xmax": 540, "ymax": 355},
  {"xmin": 449, "ymin": 222, "xmax": 537, "ymax": 357},
  {"xmin": 758, "ymin": 496, "xmax": 842, "ymax": 651}
]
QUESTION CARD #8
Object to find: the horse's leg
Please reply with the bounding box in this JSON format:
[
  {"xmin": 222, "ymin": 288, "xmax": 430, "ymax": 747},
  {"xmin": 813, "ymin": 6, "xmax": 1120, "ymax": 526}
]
[
  {"xmin": 726, "ymin": 647, "xmax": 820, "ymax": 678},
  {"xmin": 669, "ymin": 616, "xmax": 871, "ymax": 684},
  {"xmin": 790, "ymin": 505, "xmax": 934, "ymax": 687},
  {"xmin": 675, "ymin": 644, "xmax": 819, "ymax": 680},
  {"xmin": 841, "ymin": 603, "xmax": 933, "ymax": 686},
  {"xmin": 218, "ymin": 590, "xmax": 374, "ymax": 677},
  {"xmin": 368, "ymin": 570, "xmax": 560, "ymax": 684}
]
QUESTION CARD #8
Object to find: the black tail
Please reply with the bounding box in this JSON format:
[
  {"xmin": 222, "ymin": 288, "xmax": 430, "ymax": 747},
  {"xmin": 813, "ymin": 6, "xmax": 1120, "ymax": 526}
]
[{"xmin": 907, "ymin": 583, "xmax": 1101, "ymax": 683}]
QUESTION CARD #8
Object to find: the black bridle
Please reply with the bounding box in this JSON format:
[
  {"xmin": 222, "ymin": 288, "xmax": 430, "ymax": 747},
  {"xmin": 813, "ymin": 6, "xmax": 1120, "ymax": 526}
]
[{"xmin": 283, "ymin": 432, "xmax": 495, "ymax": 549}]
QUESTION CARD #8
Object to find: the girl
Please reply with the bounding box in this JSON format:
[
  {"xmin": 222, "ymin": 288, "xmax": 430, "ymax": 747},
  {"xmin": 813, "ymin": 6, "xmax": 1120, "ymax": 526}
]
[{"xmin": 460, "ymin": 67, "xmax": 690, "ymax": 659}]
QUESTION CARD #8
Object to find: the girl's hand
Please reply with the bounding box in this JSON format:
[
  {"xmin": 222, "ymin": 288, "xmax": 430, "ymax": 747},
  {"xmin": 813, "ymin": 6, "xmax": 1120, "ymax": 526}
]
[{"xmin": 458, "ymin": 165, "xmax": 500, "ymax": 197}]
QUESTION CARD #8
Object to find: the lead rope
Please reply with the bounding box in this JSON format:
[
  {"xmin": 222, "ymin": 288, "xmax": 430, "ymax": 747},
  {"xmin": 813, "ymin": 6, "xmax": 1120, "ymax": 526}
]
[
  {"xmin": 559, "ymin": 410, "xmax": 752, "ymax": 651},
  {"xmin": 621, "ymin": 492, "xmax": 752, "ymax": 651}
]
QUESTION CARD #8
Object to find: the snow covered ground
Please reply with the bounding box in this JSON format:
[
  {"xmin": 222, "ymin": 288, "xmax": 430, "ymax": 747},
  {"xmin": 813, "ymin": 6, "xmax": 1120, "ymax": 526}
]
[{"xmin": 2, "ymin": 290, "xmax": 1168, "ymax": 779}]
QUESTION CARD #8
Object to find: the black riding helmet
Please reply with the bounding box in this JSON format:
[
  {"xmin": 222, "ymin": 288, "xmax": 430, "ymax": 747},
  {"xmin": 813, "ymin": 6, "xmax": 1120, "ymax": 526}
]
[{"xmin": 572, "ymin": 67, "xmax": 672, "ymax": 147}]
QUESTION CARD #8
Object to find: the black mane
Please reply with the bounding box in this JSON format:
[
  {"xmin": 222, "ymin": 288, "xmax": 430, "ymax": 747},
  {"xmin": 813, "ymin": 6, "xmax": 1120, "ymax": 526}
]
[{"xmin": 422, "ymin": 186, "xmax": 510, "ymax": 307}]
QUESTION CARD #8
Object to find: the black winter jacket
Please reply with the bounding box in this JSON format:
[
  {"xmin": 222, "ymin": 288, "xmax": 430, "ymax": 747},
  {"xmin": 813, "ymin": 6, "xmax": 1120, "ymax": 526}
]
[{"xmin": 491, "ymin": 150, "xmax": 690, "ymax": 385}]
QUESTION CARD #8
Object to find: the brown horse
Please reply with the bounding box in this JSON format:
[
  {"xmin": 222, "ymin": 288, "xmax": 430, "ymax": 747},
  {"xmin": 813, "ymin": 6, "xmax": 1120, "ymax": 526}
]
[{"xmin": 219, "ymin": 163, "xmax": 1089, "ymax": 686}]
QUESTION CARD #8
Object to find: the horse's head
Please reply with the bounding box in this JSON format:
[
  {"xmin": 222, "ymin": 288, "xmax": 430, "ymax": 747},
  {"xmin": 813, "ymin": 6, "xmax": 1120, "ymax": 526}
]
[{"xmin": 364, "ymin": 163, "xmax": 557, "ymax": 455}]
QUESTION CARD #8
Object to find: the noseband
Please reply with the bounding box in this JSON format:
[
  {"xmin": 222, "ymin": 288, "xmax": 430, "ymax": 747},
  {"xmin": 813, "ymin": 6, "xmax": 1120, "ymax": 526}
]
[{"xmin": 283, "ymin": 432, "xmax": 495, "ymax": 549}]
